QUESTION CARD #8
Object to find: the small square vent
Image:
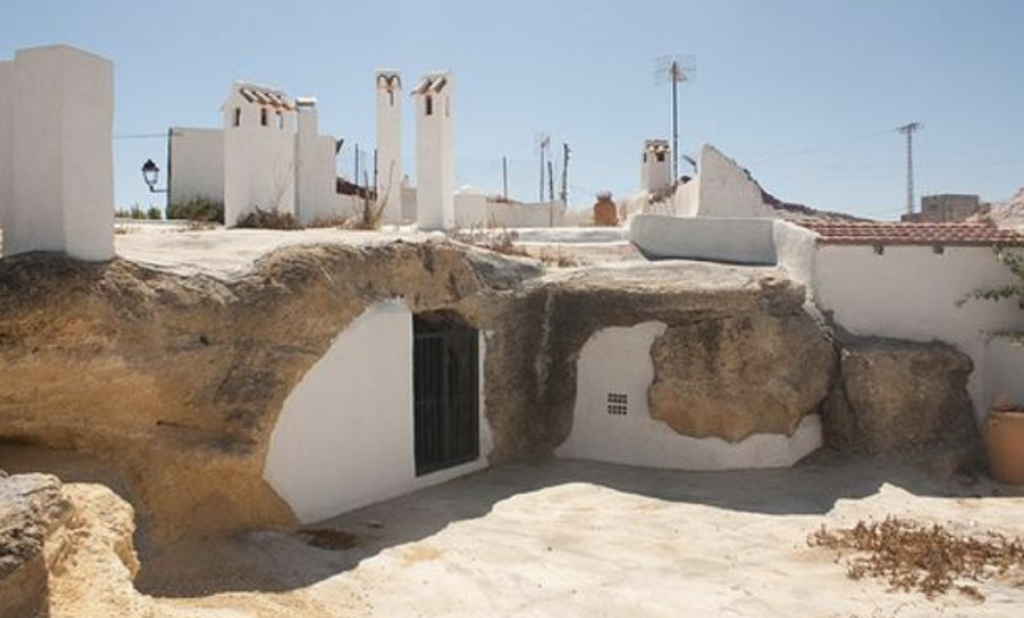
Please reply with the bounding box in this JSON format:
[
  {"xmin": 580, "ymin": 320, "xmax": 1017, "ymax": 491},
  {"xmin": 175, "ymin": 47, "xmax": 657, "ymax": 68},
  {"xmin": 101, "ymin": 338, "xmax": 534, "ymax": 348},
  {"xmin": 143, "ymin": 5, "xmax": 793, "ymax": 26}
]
[{"xmin": 607, "ymin": 393, "xmax": 628, "ymax": 416}]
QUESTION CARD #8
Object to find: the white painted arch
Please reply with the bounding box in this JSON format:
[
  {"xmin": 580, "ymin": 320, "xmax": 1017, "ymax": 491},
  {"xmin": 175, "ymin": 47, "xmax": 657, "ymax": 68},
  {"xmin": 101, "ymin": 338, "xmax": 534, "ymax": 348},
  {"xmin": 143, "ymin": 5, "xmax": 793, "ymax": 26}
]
[{"xmin": 263, "ymin": 301, "xmax": 492, "ymax": 524}]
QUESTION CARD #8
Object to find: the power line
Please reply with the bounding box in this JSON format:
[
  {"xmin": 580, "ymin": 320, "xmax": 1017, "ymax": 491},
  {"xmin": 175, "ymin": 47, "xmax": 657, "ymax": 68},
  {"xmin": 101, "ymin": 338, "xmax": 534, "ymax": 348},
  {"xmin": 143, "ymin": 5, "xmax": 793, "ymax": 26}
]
[{"xmin": 749, "ymin": 128, "xmax": 893, "ymax": 165}]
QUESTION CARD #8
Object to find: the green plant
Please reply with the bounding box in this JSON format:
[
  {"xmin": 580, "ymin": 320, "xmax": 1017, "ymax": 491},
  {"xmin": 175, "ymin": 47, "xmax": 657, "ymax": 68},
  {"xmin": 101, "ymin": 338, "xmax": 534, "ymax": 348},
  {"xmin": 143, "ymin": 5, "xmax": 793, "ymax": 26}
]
[
  {"xmin": 166, "ymin": 197, "xmax": 224, "ymax": 223},
  {"xmin": 235, "ymin": 206, "xmax": 301, "ymax": 230},
  {"xmin": 959, "ymin": 248, "xmax": 1024, "ymax": 344},
  {"xmin": 147, "ymin": 206, "xmax": 163, "ymax": 220}
]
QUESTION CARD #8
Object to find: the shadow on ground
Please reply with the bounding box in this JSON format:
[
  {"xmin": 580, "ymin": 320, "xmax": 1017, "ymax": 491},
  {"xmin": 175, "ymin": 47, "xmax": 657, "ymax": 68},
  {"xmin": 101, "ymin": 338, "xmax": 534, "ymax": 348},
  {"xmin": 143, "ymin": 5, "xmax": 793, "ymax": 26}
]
[{"xmin": 124, "ymin": 451, "xmax": 1022, "ymax": 598}]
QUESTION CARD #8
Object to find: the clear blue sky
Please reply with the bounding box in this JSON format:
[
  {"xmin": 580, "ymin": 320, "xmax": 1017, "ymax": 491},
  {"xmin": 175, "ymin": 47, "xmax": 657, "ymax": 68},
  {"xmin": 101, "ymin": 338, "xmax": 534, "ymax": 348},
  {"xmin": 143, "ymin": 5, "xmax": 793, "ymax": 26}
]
[{"xmin": 2, "ymin": 0, "xmax": 1023, "ymax": 219}]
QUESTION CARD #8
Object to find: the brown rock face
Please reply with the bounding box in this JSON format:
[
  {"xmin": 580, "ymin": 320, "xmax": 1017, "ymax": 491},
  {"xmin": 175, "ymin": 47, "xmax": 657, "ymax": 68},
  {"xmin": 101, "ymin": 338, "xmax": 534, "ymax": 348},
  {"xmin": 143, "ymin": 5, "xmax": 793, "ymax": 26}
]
[
  {"xmin": 823, "ymin": 339, "xmax": 978, "ymax": 456},
  {"xmin": 0, "ymin": 473, "xmax": 72, "ymax": 618},
  {"xmin": 648, "ymin": 307, "xmax": 836, "ymax": 442}
]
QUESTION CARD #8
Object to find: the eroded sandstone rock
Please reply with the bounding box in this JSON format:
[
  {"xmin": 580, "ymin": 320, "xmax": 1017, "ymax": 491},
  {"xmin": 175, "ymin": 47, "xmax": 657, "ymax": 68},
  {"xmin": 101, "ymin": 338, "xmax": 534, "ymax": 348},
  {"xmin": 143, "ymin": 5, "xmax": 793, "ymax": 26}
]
[
  {"xmin": 647, "ymin": 305, "xmax": 836, "ymax": 442},
  {"xmin": 823, "ymin": 338, "xmax": 978, "ymax": 456},
  {"xmin": 0, "ymin": 473, "xmax": 72, "ymax": 618}
]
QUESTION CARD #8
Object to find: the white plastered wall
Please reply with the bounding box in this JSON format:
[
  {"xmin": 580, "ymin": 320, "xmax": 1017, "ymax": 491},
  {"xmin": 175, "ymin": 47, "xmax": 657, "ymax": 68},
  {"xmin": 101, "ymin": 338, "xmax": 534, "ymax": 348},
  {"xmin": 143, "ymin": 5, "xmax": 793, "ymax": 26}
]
[
  {"xmin": 415, "ymin": 73, "xmax": 455, "ymax": 230},
  {"xmin": 1, "ymin": 45, "xmax": 114, "ymax": 261},
  {"xmin": 295, "ymin": 103, "xmax": 342, "ymax": 225},
  {"xmin": 0, "ymin": 60, "xmax": 11, "ymax": 242},
  {"xmin": 376, "ymin": 71, "xmax": 403, "ymax": 224},
  {"xmin": 168, "ymin": 128, "xmax": 224, "ymax": 206},
  {"xmin": 223, "ymin": 85, "xmax": 297, "ymax": 226},
  {"xmin": 556, "ymin": 322, "xmax": 823, "ymax": 470},
  {"xmin": 263, "ymin": 301, "xmax": 492, "ymax": 524},
  {"xmin": 984, "ymin": 336, "xmax": 1024, "ymax": 408},
  {"xmin": 808, "ymin": 245, "xmax": 1024, "ymax": 421},
  {"xmin": 453, "ymin": 188, "xmax": 566, "ymax": 228}
]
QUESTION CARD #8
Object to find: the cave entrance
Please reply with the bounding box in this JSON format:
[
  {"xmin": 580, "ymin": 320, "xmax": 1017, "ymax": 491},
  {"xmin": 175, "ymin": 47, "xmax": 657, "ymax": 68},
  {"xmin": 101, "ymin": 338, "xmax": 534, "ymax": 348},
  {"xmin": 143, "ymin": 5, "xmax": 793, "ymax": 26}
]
[{"xmin": 413, "ymin": 312, "xmax": 480, "ymax": 476}]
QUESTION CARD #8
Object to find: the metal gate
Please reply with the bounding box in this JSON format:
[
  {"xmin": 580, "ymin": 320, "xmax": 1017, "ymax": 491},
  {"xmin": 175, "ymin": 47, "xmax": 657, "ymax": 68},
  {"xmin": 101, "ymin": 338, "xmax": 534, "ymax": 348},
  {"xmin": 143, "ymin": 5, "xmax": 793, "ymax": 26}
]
[{"xmin": 413, "ymin": 316, "xmax": 480, "ymax": 476}]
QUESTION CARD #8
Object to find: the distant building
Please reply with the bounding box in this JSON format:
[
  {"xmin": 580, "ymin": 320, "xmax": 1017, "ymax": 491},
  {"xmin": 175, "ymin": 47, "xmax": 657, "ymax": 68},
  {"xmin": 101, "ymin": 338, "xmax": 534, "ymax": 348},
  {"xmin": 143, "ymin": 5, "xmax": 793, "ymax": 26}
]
[{"xmin": 902, "ymin": 194, "xmax": 982, "ymax": 223}]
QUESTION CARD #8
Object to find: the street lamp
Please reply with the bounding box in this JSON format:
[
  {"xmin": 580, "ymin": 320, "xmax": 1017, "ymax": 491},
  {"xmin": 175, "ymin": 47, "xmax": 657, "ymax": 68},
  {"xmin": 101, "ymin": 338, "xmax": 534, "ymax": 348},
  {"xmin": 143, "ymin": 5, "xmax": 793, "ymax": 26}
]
[{"xmin": 141, "ymin": 158, "xmax": 167, "ymax": 193}]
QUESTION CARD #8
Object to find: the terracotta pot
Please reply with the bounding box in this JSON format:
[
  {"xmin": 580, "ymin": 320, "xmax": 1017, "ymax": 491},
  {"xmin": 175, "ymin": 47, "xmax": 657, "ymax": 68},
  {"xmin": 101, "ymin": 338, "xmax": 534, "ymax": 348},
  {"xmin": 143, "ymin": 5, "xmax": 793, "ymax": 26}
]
[{"xmin": 986, "ymin": 407, "xmax": 1024, "ymax": 484}]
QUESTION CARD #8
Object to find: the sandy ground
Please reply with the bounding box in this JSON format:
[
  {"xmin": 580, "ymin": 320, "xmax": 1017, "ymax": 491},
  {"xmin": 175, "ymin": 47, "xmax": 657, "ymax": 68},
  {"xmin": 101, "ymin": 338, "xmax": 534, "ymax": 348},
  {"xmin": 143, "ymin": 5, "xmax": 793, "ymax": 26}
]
[{"xmin": 123, "ymin": 456, "xmax": 1024, "ymax": 618}]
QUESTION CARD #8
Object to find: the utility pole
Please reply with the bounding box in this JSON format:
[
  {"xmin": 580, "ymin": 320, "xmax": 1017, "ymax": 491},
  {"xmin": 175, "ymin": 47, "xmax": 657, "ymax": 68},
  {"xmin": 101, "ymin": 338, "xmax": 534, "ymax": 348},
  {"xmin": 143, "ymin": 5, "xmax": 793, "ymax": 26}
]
[
  {"xmin": 560, "ymin": 143, "xmax": 570, "ymax": 205},
  {"xmin": 547, "ymin": 160, "xmax": 555, "ymax": 202},
  {"xmin": 502, "ymin": 156, "xmax": 509, "ymax": 201},
  {"xmin": 536, "ymin": 132, "xmax": 550, "ymax": 203},
  {"xmin": 896, "ymin": 122, "xmax": 923, "ymax": 216},
  {"xmin": 354, "ymin": 145, "xmax": 360, "ymax": 187}
]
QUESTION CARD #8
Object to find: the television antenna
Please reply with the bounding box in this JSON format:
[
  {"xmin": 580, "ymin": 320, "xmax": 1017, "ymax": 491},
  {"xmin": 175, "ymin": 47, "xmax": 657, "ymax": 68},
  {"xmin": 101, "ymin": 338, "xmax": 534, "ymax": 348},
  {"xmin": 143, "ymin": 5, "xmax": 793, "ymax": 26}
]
[
  {"xmin": 655, "ymin": 54, "xmax": 697, "ymax": 182},
  {"xmin": 535, "ymin": 131, "xmax": 551, "ymax": 202}
]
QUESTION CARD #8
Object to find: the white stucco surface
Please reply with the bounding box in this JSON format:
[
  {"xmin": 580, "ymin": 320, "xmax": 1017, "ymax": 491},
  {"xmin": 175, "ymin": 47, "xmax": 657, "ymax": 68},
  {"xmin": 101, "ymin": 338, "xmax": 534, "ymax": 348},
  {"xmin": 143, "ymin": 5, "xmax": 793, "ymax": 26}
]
[
  {"xmin": 223, "ymin": 82, "xmax": 297, "ymax": 226},
  {"xmin": 1, "ymin": 45, "xmax": 114, "ymax": 261},
  {"xmin": 671, "ymin": 144, "xmax": 777, "ymax": 219},
  {"xmin": 640, "ymin": 140, "xmax": 672, "ymax": 194},
  {"xmin": 556, "ymin": 322, "xmax": 823, "ymax": 470},
  {"xmin": 630, "ymin": 215, "xmax": 777, "ymax": 264},
  {"xmin": 168, "ymin": 127, "xmax": 224, "ymax": 206},
  {"xmin": 984, "ymin": 336, "xmax": 1024, "ymax": 408},
  {"xmin": 809, "ymin": 245, "xmax": 1024, "ymax": 418},
  {"xmin": 0, "ymin": 60, "xmax": 11, "ymax": 237},
  {"xmin": 376, "ymin": 71, "xmax": 403, "ymax": 224},
  {"xmin": 263, "ymin": 302, "xmax": 491, "ymax": 523},
  {"xmin": 415, "ymin": 72, "xmax": 455, "ymax": 230}
]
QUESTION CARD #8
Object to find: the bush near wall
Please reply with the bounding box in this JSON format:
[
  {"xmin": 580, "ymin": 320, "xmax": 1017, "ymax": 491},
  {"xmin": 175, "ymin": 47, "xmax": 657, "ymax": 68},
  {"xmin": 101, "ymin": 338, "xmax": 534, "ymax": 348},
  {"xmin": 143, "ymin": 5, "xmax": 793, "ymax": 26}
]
[
  {"xmin": 166, "ymin": 198, "xmax": 225, "ymax": 223},
  {"xmin": 235, "ymin": 207, "xmax": 301, "ymax": 230}
]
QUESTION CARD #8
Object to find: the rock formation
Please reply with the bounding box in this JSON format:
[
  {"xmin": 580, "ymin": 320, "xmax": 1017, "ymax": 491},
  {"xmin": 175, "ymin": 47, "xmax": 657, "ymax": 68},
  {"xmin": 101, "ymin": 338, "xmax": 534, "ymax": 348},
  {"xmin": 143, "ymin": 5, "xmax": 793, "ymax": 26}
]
[{"xmin": 822, "ymin": 338, "xmax": 979, "ymax": 457}]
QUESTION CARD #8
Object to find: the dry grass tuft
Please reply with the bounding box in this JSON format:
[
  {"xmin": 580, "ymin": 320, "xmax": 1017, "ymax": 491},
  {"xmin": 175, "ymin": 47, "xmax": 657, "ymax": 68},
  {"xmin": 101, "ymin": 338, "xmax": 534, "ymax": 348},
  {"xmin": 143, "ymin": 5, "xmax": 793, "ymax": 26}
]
[
  {"xmin": 538, "ymin": 248, "xmax": 581, "ymax": 268},
  {"xmin": 449, "ymin": 226, "xmax": 527, "ymax": 257},
  {"xmin": 808, "ymin": 517, "xmax": 1024, "ymax": 600},
  {"xmin": 236, "ymin": 207, "xmax": 301, "ymax": 230}
]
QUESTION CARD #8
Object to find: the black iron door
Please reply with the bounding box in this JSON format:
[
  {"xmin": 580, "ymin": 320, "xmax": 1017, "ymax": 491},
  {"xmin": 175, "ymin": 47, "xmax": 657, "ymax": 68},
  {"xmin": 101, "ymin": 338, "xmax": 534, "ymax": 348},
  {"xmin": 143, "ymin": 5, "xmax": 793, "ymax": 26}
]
[{"xmin": 413, "ymin": 317, "xmax": 479, "ymax": 476}]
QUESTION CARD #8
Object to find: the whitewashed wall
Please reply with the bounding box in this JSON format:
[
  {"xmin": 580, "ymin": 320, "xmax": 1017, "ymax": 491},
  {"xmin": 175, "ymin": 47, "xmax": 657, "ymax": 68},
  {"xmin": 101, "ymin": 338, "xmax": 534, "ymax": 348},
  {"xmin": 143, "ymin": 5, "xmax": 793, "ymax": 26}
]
[
  {"xmin": 263, "ymin": 301, "xmax": 491, "ymax": 524},
  {"xmin": 376, "ymin": 71, "xmax": 403, "ymax": 225},
  {"xmin": 168, "ymin": 128, "xmax": 224, "ymax": 206},
  {"xmin": 415, "ymin": 73, "xmax": 455, "ymax": 230},
  {"xmin": 984, "ymin": 336, "xmax": 1024, "ymax": 408},
  {"xmin": 1, "ymin": 45, "xmax": 114, "ymax": 261},
  {"xmin": 295, "ymin": 103, "xmax": 343, "ymax": 225},
  {"xmin": 810, "ymin": 245, "xmax": 1024, "ymax": 419},
  {"xmin": 223, "ymin": 85, "xmax": 297, "ymax": 226},
  {"xmin": 556, "ymin": 322, "xmax": 823, "ymax": 470},
  {"xmin": 0, "ymin": 60, "xmax": 11, "ymax": 239}
]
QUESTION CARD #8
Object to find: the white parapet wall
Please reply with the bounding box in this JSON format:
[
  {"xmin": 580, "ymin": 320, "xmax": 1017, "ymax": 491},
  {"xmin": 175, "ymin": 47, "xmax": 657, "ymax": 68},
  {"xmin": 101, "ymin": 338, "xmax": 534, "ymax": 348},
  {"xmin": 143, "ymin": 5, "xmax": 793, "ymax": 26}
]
[
  {"xmin": 630, "ymin": 214, "xmax": 778, "ymax": 264},
  {"xmin": 556, "ymin": 322, "xmax": 823, "ymax": 470},
  {"xmin": 263, "ymin": 301, "xmax": 492, "ymax": 523},
  {"xmin": 0, "ymin": 45, "xmax": 114, "ymax": 261}
]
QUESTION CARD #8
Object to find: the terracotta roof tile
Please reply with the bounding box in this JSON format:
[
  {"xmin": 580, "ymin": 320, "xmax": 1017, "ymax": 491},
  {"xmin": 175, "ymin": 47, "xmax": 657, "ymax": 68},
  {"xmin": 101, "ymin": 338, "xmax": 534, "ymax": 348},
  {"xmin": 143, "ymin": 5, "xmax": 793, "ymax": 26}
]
[{"xmin": 793, "ymin": 220, "xmax": 1024, "ymax": 247}]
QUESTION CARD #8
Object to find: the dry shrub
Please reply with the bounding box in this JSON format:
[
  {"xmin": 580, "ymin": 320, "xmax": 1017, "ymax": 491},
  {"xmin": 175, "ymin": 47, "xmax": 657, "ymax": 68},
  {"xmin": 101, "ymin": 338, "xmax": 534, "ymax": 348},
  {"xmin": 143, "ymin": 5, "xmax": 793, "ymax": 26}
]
[
  {"xmin": 808, "ymin": 517, "xmax": 1024, "ymax": 600},
  {"xmin": 235, "ymin": 207, "xmax": 301, "ymax": 230},
  {"xmin": 181, "ymin": 219, "xmax": 216, "ymax": 232},
  {"xmin": 306, "ymin": 214, "xmax": 349, "ymax": 229},
  {"xmin": 449, "ymin": 226, "xmax": 527, "ymax": 257},
  {"xmin": 539, "ymin": 248, "xmax": 581, "ymax": 268}
]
